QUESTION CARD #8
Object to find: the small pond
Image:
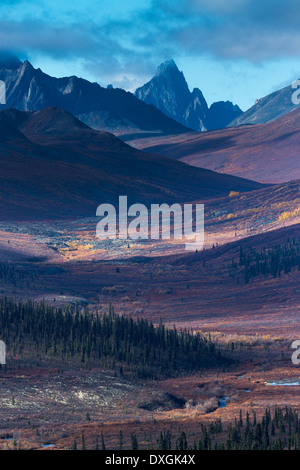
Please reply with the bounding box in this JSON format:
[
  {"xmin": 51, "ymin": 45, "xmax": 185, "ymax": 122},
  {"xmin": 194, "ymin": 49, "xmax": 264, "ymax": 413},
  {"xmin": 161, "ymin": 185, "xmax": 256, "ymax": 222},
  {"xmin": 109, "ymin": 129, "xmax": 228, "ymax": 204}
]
[
  {"xmin": 218, "ymin": 396, "xmax": 229, "ymax": 408},
  {"xmin": 267, "ymin": 379, "xmax": 300, "ymax": 386}
]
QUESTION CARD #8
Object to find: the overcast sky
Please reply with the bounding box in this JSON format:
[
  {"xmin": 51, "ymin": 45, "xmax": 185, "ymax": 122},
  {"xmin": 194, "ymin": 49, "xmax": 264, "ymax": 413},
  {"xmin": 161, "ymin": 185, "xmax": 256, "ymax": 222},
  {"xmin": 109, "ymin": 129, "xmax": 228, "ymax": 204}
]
[{"xmin": 1, "ymin": 0, "xmax": 300, "ymax": 110}]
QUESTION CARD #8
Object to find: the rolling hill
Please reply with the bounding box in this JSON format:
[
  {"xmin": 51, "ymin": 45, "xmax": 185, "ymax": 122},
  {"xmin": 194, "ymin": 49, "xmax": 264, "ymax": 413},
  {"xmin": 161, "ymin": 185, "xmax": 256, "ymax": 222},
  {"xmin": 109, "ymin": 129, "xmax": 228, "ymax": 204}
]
[
  {"xmin": 0, "ymin": 107, "xmax": 264, "ymax": 221},
  {"xmin": 131, "ymin": 108, "xmax": 300, "ymax": 184}
]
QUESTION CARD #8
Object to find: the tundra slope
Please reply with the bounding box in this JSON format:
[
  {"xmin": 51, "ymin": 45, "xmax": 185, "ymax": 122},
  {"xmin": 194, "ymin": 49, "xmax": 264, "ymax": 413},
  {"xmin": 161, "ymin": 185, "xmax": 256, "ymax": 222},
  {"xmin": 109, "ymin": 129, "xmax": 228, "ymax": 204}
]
[
  {"xmin": 129, "ymin": 108, "xmax": 300, "ymax": 184},
  {"xmin": 0, "ymin": 107, "xmax": 263, "ymax": 220}
]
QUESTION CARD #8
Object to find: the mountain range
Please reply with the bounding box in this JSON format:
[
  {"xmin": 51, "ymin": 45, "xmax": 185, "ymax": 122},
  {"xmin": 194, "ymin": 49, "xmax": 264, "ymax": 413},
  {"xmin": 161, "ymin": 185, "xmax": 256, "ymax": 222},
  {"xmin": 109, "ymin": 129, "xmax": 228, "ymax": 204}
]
[
  {"xmin": 1, "ymin": 56, "xmax": 298, "ymax": 136},
  {"xmin": 0, "ymin": 107, "xmax": 263, "ymax": 220},
  {"xmin": 0, "ymin": 57, "xmax": 189, "ymax": 135},
  {"xmin": 0, "ymin": 55, "xmax": 299, "ymax": 189},
  {"xmin": 135, "ymin": 60, "xmax": 242, "ymax": 132}
]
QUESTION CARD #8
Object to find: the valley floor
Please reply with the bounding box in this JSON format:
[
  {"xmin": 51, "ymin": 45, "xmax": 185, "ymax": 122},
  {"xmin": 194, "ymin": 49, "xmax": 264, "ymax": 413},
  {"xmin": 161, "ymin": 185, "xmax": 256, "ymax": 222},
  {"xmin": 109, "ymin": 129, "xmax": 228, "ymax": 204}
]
[
  {"xmin": 0, "ymin": 339, "xmax": 299, "ymax": 450},
  {"xmin": 0, "ymin": 216, "xmax": 299, "ymax": 450}
]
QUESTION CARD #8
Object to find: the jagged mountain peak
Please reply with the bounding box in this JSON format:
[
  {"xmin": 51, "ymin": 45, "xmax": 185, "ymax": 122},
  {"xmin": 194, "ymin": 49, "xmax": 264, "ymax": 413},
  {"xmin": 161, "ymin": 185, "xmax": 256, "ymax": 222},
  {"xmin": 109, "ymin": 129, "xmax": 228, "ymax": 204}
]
[
  {"xmin": 135, "ymin": 60, "xmax": 192, "ymax": 128},
  {"xmin": 20, "ymin": 59, "xmax": 35, "ymax": 74},
  {"xmin": 0, "ymin": 58, "xmax": 189, "ymax": 134},
  {"xmin": 156, "ymin": 59, "xmax": 179, "ymax": 75},
  {"xmin": 191, "ymin": 87, "xmax": 205, "ymax": 99},
  {"xmin": 135, "ymin": 62, "xmax": 242, "ymax": 131},
  {"xmin": 153, "ymin": 59, "xmax": 190, "ymax": 96}
]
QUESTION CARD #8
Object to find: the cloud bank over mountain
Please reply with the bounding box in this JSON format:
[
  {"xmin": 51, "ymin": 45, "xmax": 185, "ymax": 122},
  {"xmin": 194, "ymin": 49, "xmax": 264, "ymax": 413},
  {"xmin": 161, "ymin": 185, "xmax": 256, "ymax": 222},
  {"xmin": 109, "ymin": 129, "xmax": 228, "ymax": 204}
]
[{"xmin": 0, "ymin": 0, "xmax": 299, "ymax": 108}]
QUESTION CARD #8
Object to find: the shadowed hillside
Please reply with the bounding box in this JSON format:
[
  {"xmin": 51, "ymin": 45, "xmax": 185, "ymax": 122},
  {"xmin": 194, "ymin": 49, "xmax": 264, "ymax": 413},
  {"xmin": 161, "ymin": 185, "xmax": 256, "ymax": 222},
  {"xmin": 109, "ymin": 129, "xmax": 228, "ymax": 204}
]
[{"xmin": 0, "ymin": 107, "xmax": 264, "ymax": 220}]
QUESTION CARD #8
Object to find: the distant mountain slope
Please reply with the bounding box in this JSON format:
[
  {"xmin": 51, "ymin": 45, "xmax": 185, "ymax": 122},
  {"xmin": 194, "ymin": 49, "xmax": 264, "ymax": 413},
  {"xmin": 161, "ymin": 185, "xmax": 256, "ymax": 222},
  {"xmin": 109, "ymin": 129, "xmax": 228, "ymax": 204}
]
[
  {"xmin": 208, "ymin": 101, "xmax": 243, "ymax": 130},
  {"xmin": 135, "ymin": 60, "xmax": 242, "ymax": 131},
  {"xmin": 229, "ymin": 80, "xmax": 299, "ymax": 126},
  {"xmin": 133, "ymin": 108, "xmax": 300, "ymax": 184},
  {"xmin": 0, "ymin": 59, "xmax": 189, "ymax": 134},
  {"xmin": 0, "ymin": 107, "xmax": 264, "ymax": 220}
]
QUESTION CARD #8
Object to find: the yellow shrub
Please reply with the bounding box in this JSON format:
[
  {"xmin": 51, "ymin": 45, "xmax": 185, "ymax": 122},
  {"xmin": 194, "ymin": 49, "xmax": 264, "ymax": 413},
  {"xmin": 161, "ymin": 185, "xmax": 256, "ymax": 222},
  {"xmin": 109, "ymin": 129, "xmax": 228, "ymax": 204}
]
[{"xmin": 278, "ymin": 206, "xmax": 300, "ymax": 221}]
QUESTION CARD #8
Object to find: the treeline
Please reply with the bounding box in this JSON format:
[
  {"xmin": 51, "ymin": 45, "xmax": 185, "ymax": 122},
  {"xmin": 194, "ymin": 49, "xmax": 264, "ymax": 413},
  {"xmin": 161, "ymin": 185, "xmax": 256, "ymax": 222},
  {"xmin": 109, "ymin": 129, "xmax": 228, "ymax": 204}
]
[
  {"xmin": 0, "ymin": 297, "xmax": 228, "ymax": 377},
  {"xmin": 94, "ymin": 407, "xmax": 300, "ymax": 450},
  {"xmin": 207, "ymin": 407, "xmax": 300, "ymax": 450},
  {"xmin": 230, "ymin": 238, "xmax": 300, "ymax": 283}
]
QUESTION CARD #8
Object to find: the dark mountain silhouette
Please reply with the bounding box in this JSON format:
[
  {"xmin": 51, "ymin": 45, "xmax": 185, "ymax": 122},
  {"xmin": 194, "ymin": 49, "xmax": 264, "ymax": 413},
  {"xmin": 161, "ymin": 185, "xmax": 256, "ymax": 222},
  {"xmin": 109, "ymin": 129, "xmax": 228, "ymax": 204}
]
[
  {"xmin": 135, "ymin": 60, "xmax": 242, "ymax": 131},
  {"xmin": 0, "ymin": 107, "xmax": 264, "ymax": 220},
  {"xmin": 0, "ymin": 59, "xmax": 189, "ymax": 134},
  {"xmin": 208, "ymin": 101, "xmax": 243, "ymax": 130},
  {"xmin": 136, "ymin": 108, "xmax": 300, "ymax": 184}
]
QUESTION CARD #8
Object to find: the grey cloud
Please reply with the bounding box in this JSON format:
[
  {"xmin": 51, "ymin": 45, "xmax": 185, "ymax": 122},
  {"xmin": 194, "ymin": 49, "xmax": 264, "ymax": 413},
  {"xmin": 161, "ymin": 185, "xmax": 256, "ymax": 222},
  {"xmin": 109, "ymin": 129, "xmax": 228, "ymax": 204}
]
[
  {"xmin": 0, "ymin": 0, "xmax": 300, "ymax": 88},
  {"xmin": 0, "ymin": 19, "xmax": 133, "ymax": 60},
  {"xmin": 125, "ymin": 0, "xmax": 300, "ymax": 62}
]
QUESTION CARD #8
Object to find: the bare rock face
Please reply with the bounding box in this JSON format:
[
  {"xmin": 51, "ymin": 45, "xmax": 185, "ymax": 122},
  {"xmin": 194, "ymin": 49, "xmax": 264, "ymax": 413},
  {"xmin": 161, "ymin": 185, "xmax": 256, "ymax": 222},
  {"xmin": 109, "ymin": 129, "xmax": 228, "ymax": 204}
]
[
  {"xmin": 184, "ymin": 88, "xmax": 209, "ymax": 132},
  {"xmin": 135, "ymin": 60, "xmax": 197, "ymax": 126},
  {"xmin": 135, "ymin": 60, "xmax": 242, "ymax": 131},
  {"xmin": 0, "ymin": 58, "xmax": 189, "ymax": 134},
  {"xmin": 229, "ymin": 81, "xmax": 300, "ymax": 127}
]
